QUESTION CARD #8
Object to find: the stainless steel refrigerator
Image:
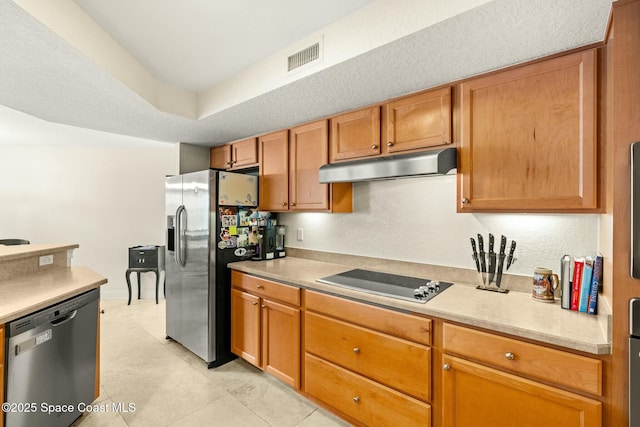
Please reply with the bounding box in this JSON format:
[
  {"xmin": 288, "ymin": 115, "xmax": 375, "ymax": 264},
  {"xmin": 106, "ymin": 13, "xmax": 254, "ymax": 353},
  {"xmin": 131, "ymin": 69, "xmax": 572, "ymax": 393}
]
[{"xmin": 165, "ymin": 169, "xmax": 261, "ymax": 367}]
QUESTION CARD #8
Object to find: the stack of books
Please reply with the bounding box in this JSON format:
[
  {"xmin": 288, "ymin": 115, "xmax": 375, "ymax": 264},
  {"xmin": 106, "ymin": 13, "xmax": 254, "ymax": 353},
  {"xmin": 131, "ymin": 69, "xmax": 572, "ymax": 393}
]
[{"xmin": 560, "ymin": 254, "xmax": 602, "ymax": 315}]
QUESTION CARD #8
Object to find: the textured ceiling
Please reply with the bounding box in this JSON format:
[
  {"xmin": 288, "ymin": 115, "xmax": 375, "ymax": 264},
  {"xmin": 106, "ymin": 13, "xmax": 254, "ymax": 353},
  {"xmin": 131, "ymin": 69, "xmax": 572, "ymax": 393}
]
[
  {"xmin": 73, "ymin": 0, "xmax": 374, "ymax": 92},
  {"xmin": 0, "ymin": 0, "xmax": 611, "ymax": 146}
]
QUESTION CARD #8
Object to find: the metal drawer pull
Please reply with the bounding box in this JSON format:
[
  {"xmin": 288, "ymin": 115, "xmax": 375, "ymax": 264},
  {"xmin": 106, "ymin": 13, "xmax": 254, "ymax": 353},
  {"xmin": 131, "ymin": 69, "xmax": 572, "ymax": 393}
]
[
  {"xmin": 505, "ymin": 352, "xmax": 515, "ymax": 360},
  {"xmin": 353, "ymin": 347, "xmax": 360, "ymax": 354},
  {"xmin": 353, "ymin": 396, "xmax": 360, "ymax": 403},
  {"xmin": 252, "ymin": 302, "xmax": 258, "ymax": 306},
  {"xmin": 371, "ymin": 144, "xmax": 378, "ymax": 150},
  {"xmin": 256, "ymin": 285, "xmax": 264, "ymax": 289},
  {"xmin": 443, "ymin": 363, "xmax": 451, "ymax": 371}
]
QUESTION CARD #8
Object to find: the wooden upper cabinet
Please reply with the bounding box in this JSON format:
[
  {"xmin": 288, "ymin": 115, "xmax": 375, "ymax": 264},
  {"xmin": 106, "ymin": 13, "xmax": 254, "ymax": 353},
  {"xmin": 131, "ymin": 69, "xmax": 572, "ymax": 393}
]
[
  {"xmin": 259, "ymin": 130, "xmax": 289, "ymax": 211},
  {"xmin": 330, "ymin": 106, "xmax": 381, "ymax": 162},
  {"xmin": 230, "ymin": 138, "xmax": 258, "ymax": 169},
  {"xmin": 384, "ymin": 87, "xmax": 452, "ymax": 154},
  {"xmin": 258, "ymin": 120, "xmax": 352, "ymax": 213},
  {"xmin": 458, "ymin": 49, "xmax": 598, "ymax": 212},
  {"xmin": 210, "ymin": 144, "xmax": 231, "ymax": 169},
  {"xmin": 210, "ymin": 138, "xmax": 258, "ymax": 170},
  {"xmin": 289, "ymin": 120, "xmax": 330, "ymax": 211}
]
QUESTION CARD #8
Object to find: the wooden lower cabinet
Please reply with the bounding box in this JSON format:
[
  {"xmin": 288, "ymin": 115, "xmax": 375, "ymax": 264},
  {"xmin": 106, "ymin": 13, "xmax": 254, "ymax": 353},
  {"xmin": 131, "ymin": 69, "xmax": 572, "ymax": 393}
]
[
  {"xmin": 230, "ymin": 272, "xmax": 301, "ymax": 389},
  {"xmin": 441, "ymin": 355, "xmax": 601, "ymax": 427},
  {"xmin": 261, "ymin": 298, "xmax": 300, "ymax": 387},
  {"xmin": 231, "ymin": 288, "xmax": 261, "ymax": 367},
  {"xmin": 304, "ymin": 290, "xmax": 432, "ymax": 426},
  {"xmin": 441, "ymin": 323, "xmax": 603, "ymax": 427},
  {"xmin": 1, "ymin": 324, "xmax": 4, "ymax": 427},
  {"xmin": 306, "ymin": 353, "xmax": 431, "ymax": 427}
]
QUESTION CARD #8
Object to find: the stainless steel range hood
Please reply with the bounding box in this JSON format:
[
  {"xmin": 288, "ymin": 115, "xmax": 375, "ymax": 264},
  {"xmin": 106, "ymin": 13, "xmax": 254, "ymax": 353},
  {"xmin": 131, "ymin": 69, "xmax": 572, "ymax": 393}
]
[{"xmin": 318, "ymin": 147, "xmax": 457, "ymax": 183}]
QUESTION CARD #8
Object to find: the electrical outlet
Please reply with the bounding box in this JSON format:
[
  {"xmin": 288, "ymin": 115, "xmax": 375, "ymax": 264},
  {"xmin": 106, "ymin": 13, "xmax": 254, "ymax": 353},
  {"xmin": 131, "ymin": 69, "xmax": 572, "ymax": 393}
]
[
  {"xmin": 297, "ymin": 227, "xmax": 304, "ymax": 241},
  {"xmin": 39, "ymin": 255, "xmax": 54, "ymax": 266}
]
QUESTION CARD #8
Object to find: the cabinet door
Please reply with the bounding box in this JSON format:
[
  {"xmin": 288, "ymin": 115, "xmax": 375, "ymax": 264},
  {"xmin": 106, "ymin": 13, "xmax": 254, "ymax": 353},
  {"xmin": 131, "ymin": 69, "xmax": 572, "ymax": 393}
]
[
  {"xmin": 385, "ymin": 87, "xmax": 452, "ymax": 154},
  {"xmin": 262, "ymin": 299, "xmax": 300, "ymax": 389},
  {"xmin": 231, "ymin": 289, "xmax": 261, "ymax": 368},
  {"xmin": 458, "ymin": 49, "xmax": 598, "ymax": 212},
  {"xmin": 289, "ymin": 120, "xmax": 330, "ymax": 211},
  {"xmin": 259, "ymin": 130, "xmax": 289, "ymax": 211},
  {"xmin": 231, "ymin": 138, "xmax": 258, "ymax": 169},
  {"xmin": 210, "ymin": 145, "xmax": 231, "ymax": 169},
  {"xmin": 442, "ymin": 355, "xmax": 601, "ymax": 427},
  {"xmin": 330, "ymin": 106, "xmax": 381, "ymax": 162}
]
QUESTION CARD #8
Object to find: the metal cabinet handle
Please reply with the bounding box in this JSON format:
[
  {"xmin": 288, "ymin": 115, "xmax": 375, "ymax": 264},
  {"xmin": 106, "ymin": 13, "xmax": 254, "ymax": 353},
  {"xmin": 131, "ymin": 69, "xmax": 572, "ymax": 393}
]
[
  {"xmin": 443, "ymin": 363, "xmax": 451, "ymax": 371},
  {"xmin": 256, "ymin": 285, "xmax": 264, "ymax": 289},
  {"xmin": 461, "ymin": 198, "xmax": 470, "ymax": 204},
  {"xmin": 290, "ymin": 202, "xmax": 296, "ymax": 207},
  {"xmin": 505, "ymin": 352, "xmax": 516, "ymax": 361},
  {"xmin": 353, "ymin": 347, "xmax": 360, "ymax": 354},
  {"xmin": 282, "ymin": 202, "xmax": 287, "ymax": 207},
  {"xmin": 371, "ymin": 144, "xmax": 378, "ymax": 150},
  {"xmin": 261, "ymin": 305, "xmax": 266, "ymax": 308},
  {"xmin": 387, "ymin": 141, "xmax": 393, "ymax": 147},
  {"xmin": 252, "ymin": 302, "xmax": 258, "ymax": 306},
  {"xmin": 353, "ymin": 396, "xmax": 360, "ymax": 403}
]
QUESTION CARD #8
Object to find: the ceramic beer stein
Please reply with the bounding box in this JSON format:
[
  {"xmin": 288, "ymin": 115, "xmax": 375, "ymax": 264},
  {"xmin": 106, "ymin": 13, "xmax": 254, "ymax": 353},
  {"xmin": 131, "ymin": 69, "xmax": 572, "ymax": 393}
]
[{"xmin": 532, "ymin": 267, "xmax": 559, "ymax": 302}]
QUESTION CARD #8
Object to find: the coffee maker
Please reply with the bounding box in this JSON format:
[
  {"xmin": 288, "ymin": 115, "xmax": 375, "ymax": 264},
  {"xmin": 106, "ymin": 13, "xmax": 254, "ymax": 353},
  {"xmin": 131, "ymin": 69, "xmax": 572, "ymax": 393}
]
[{"xmin": 251, "ymin": 220, "xmax": 277, "ymax": 260}]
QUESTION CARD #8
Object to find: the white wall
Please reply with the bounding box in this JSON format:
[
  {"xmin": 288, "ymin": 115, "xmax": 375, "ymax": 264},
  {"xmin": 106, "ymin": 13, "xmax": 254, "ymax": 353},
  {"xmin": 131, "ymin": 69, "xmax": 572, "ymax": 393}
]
[
  {"xmin": 279, "ymin": 175, "xmax": 599, "ymax": 278},
  {"xmin": 0, "ymin": 106, "xmax": 177, "ymax": 299}
]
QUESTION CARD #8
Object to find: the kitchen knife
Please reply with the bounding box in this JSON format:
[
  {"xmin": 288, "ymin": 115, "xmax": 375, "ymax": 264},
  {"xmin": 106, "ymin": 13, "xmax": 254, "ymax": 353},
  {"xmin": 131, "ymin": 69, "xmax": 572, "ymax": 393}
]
[
  {"xmin": 506, "ymin": 240, "xmax": 517, "ymax": 270},
  {"xmin": 496, "ymin": 235, "xmax": 507, "ymax": 288},
  {"xmin": 470, "ymin": 238, "xmax": 480, "ymax": 272},
  {"xmin": 477, "ymin": 234, "xmax": 486, "ymax": 274},
  {"xmin": 488, "ymin": 234, "xmax": 496, "ymax": 283}
]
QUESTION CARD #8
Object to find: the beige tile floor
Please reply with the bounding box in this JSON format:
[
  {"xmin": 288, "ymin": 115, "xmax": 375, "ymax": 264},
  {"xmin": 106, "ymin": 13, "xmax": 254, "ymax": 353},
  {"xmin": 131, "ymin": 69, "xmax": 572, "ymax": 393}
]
[{"xmin": 72, "ymin": 299, "xmax": 350, "ymax": 427}]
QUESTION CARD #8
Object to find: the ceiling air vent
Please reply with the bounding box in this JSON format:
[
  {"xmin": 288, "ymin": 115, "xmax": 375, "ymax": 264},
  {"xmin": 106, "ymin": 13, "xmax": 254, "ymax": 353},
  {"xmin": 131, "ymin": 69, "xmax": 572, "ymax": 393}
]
[{"xmin": 287, "ymin": 40, "xmax": 322, "ymax": 73}]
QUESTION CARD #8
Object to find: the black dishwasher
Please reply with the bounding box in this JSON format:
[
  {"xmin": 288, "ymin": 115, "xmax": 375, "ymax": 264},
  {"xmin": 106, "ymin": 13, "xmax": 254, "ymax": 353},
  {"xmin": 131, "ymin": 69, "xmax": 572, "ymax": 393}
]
[{"xmin": 4, "ymin": 288, "xmax": 99, "ymax": 427}]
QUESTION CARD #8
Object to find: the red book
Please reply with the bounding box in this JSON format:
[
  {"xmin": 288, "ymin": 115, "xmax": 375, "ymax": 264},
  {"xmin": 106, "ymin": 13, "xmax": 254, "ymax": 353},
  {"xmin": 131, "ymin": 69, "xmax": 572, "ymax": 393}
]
[{"xmin": 571, "ymin": 257, "xmax": 585, "ymax": 311}]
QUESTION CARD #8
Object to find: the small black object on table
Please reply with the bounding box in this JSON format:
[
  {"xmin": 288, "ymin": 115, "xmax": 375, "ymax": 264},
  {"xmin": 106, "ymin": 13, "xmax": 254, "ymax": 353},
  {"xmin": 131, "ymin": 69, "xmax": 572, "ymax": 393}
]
[{"xmin": 126, "ymin": 245, "xmax": 165, "ymax": 305}]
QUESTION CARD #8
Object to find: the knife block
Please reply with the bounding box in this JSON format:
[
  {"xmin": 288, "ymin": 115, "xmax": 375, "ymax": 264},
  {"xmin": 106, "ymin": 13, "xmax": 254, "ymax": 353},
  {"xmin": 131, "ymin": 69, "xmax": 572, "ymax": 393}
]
[{"xmin": 474, "ymin": 254, "xmax": 515, "ymax": 294}]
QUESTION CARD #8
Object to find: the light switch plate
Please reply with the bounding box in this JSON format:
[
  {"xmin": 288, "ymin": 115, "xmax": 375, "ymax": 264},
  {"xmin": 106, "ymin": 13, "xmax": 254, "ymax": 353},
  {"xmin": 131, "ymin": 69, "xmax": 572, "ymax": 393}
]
[
  {"xmin": 297, "ymin": 228, "xmax": 304, "ymax": 241},
  {"xmin": 39, "ymin": 254, "xmax": 54, "ymax": 266}
]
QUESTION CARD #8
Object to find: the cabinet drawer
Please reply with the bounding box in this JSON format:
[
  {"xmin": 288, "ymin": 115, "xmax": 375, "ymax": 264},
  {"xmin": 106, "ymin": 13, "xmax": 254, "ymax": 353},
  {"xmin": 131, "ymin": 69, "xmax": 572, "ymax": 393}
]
[
  {"xmin": 306, "ymin": 311, "xmax": 430, "ymax": 402},
  {"xmin": 231, "ymin": 271, "xmax": 300, "ymax": 306},
  {"xmin": 442, "ymin": 323, "xmax": 602, "ymax": 396},
  {"xmin": 305, "ymin": 290, "xmax": 431, "ymax": 345},
  {"xmin": 305, "ymin": 354, "xmax": 430, "ymax": 427}
]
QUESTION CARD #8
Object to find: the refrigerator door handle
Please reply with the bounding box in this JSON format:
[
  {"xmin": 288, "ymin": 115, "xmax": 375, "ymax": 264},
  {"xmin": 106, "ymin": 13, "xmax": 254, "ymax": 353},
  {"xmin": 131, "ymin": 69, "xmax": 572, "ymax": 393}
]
[{"xmin": 175, "ymin": 205, "xmax": 186, "ymax": 267}]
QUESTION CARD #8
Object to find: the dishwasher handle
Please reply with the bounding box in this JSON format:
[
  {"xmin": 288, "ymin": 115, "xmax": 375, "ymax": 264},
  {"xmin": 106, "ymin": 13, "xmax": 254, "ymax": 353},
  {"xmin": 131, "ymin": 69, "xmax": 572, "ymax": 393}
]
[{"xmin": 50, "ymin": 310, "xmax": 78, "ymax": 327}]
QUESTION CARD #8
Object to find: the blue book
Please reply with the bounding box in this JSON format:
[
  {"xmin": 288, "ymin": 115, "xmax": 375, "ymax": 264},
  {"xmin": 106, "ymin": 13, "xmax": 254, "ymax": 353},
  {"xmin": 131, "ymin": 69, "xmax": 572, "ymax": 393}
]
[
  {"xmin": 588, "ymin": 254, "xmax": 603, "ymax": 315},
  {"xmin": 578, "ymin": 257, "xmax": 594, "ymax": 313}
]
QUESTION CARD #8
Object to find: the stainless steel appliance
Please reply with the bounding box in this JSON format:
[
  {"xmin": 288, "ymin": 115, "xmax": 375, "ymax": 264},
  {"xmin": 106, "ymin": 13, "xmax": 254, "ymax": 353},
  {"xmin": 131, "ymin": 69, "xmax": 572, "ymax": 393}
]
[
  {"xmin": 275, "ymin": 225, "xmax": 286, "ymax": 258},
  {"xmin": 631, "ymin": 298, "xmax": 640, "ymax": 426},
  {"xmin": 166, "ymin": 170, "xmax": 268, "ymax": 368},
  {"xmin": 318, "ymin": 147, "xmax": 456, "ymax": 183},
  {"xmin": 4, "ymin": 288, "xmax": 99, "ymax": 427},
  {"xmin": 317, "ymin": 269, "xmax": 452, "ymax": 303}
]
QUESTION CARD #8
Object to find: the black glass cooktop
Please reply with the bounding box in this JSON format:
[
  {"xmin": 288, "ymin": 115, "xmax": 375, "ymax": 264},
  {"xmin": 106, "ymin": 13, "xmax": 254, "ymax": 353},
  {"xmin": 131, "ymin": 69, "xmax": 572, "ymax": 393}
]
[{"xmin": 316, "ymin": 269, "xmax": 452, "ymax": 304}]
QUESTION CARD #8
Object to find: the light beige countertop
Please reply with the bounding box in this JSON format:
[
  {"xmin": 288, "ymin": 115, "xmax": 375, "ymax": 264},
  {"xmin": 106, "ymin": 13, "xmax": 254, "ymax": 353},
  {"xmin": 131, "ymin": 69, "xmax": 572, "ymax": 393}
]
[
  {"xmin": 228, "ymin": 257, "xmax": 611, "ymax": 355},
  {"xmin": 0, "ymin": 243, "xmax": 107, "ymax": 324},
  {"xmin": 0, "ymin": 243, "xmax": 79, "ymax": 262},
  {"xmin": 0, "ymin": 267, "xmax": 107, "ymax": 324}
]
